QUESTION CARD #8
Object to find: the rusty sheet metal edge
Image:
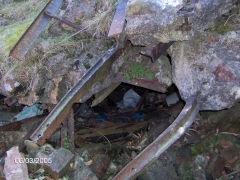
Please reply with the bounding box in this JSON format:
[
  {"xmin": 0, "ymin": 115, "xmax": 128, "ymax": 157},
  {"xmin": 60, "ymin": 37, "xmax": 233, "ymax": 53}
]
[
  {"xmin": 9, "ymin": 0, "xmax": 63, "ymax": 60},
  {"xmin": 140, "ymin": 42, "xmax": 174, "ymax": 62},
  {"xmin": 30, "ymin": 43, "xmax": 118, "ymax": 145},
  {"xmin": 113, "ymin": 95, "xmax": 200, "ymax": 180},
  {"xmin": 108, "ymin": 0, "xmax": 128, "ymax": 38}
]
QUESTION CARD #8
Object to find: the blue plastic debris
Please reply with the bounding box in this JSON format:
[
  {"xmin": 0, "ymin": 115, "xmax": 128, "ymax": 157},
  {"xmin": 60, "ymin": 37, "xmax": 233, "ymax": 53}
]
[
  {"xmin": 15, "ymin": 104, "xmax": 44, "ymax": 121},
  {"xmin": 133, "ymin": 113, "xmax": 143, "ymax": 119},
  {"xmin": 95, "ymin": 114, "xmax": 107, "ymax": 122}
]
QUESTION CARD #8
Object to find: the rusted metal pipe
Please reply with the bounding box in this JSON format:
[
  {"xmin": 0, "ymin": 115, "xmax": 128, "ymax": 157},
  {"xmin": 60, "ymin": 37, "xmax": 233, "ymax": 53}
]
[
  {"xmin": 113, "ymin": 95, "xmax": 200, "ymax": 180},
  {"xmin": 30, "ymin": 43, "xmax": 119, "ymax": 145}
]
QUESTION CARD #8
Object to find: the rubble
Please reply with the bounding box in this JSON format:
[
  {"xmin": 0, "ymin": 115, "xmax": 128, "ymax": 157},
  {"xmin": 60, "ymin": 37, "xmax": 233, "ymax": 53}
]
[{"xmin": 0, "ymin": 0, "xmax": 240, "ymax": 179}]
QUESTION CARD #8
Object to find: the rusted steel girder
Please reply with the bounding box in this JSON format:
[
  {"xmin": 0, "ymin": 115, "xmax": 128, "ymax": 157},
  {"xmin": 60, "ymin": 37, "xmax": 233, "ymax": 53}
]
[
  {"xmin": 108, "ymin": 0, "xmax": 128, "ymax": 39},
  {"xmin": 30, "ymin": 43, "xmax": 119, "ymax": 145},
  {"xmin": 9, "ymin": 0, "xmax": 63, "ymax": 60},
  {"xmin": 113, "ymin": 95, "xmax": 200, "ymax": 180}
]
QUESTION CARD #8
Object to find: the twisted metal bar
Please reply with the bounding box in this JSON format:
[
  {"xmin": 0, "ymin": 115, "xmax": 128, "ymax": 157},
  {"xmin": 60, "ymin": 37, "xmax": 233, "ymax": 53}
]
[{"xmin": 113, "ymin": 95, "xmax": 200, "ymax": 180}]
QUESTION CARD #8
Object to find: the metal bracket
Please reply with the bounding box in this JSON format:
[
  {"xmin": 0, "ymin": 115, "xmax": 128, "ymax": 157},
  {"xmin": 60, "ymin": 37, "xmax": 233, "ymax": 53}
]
[{"xmin": 44, "ymin": 10, "xmax": 82, "ymax": 30}]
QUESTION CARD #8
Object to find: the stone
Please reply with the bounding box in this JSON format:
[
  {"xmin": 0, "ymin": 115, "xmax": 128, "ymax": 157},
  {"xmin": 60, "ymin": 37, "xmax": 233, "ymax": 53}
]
[
  {"xmin": 89, "ymin": 154, "xmax": 110, "ymax": 179},
  {"xmin": 125, "ymin": 0, "xmax": 233, "ymax": 46},
  {"xmin": 24, "ymin": 140, "xmax": 39, "ymax": 157},
  {"xmin": 71, "ymin": 155, "xmax": 98, "ymax": 180},
  {"xmin": 43, "ymin": 148, "xmax": 74, "ymax": 179},
  {"xmin": 170, "ymin": 30, "xmax": 240, "ymax": 110},
  {"xmin": 3, "ymin": 146, "xmax": 29, "ymax": 180},
  {"xmin": 0, "ymin": 74, "xmax": 21, "ymax": 96},
  {"xmin": 138, "ymin": 152, "xmax": 178, "ymax": 180}
]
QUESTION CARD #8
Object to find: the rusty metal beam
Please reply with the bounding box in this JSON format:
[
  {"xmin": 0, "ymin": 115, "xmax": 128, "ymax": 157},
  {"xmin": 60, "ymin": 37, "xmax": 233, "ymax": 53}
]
[
  {"xmin": 120, "ymin": 78, "xmax": 168, "ymax": 93},
  {"xmin": 108, "ymin": 0, "xmax": 128, "ymax": 38},
  {"xmin": 140, "ymin": 42, "xmax": 174, "ymax": 63},
  {"xmin": 9, "ymin": 0, "xmax": 63, "ymax": 60},
  {"xmin": 44, "ymin": 10, "xmax": 82, "ymax": 30},
  {"xmin": 30, "ymin": 43, "xmax": 119, "ymax": 145},
  {"xmin": 113, "ymin": 95, "xmax": 200, "ymax": 180}
]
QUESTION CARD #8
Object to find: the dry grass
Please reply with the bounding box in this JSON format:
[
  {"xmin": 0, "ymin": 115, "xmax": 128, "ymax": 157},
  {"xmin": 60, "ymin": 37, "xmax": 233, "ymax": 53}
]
[
  {"xmin": 0, "ymin": 0, "xmax": 117, "ymax": 92},
  {"xmin": 82, "ymin": 0, "xmax": 117, "ymax": 37},
  {"xmin": 0, "ymin": 0, "xmax": 47, "ymax": 22}
]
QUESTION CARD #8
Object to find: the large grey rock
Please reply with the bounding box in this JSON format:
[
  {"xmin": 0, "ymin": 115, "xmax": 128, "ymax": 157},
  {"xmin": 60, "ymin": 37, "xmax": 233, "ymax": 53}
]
[
  {"xmin": 170, "ymin": 30, "xmax": 240, "ymax": 110},
  {"xmin": 125, "ymin": 0, "xmax": 233, "ymax": 45}
]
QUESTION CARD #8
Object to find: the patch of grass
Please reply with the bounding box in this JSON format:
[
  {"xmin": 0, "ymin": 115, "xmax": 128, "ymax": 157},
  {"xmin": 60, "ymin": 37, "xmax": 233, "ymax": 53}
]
[
  {"xmin": 0, "ymin": 0, "xmax": 47, "ymax": 23},
  {"xmin": 124, "ymin": 62, "xmax": 155, "ymax": 80},
  {"xmin": 0, "ymin": 0, "xmax": 47, "ymax": 56},
  {"xmin": 0, "ymin": 18, "xmax": 33, "ymax": 53}
]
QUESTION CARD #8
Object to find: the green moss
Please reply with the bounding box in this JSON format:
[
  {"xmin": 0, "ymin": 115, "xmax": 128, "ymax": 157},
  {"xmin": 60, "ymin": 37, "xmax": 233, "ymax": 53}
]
[
  {"xmin": 190, "ymin": 134, "xmax": 218, "ymax": 156},
  {"xmin": 83, "ymin": 62, "xmax": 91, "ymax": 69},
  {"xmin": 124, "ymin": 62, "xmax": 154, "ymax": 80},
  {"xmin": 210, "ymin": 17, "xmax": 233, "ymax": 35},
  {"xmin": 73, "ymin": 17, "xmax": 81, "ymax": 24},
  {"xmin": 178, "ymin": 162, "xmax": 194, "ymax": 180}
]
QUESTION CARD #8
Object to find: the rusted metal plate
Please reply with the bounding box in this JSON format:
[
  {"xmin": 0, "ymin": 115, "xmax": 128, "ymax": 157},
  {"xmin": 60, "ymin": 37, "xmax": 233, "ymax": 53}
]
[
  {"xmin": 108, "ymin": 0, "xmax": 128, "ymax": 38},
  {"xmin": 113, "ymin": 95, "xmax": 200, "ymax": 180},
  {"xmin": 116, "ymin": 49, "xmax": 170, "ymax": 93},
  {"xmin": 0, "ymin": 114, "xmax": 47, "ymax": 131},
  {"xmin": 140, "ymin": 42, "xmax": 174, "ymax": 63},
  {"xmin": 30, "ymin": 43, "xmax": 119, "ymax": 145},
  {"xmin": 9, "ymin": 0, "xmax": 63, "ymax": 60},
  {"xmin": 120, "ymin": 78, "xmax": 168, "ymax": 93}
]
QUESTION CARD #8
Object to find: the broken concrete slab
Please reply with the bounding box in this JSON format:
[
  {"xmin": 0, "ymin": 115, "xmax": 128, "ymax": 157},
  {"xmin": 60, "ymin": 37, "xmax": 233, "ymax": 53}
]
[
  {"xmin": 43, "ymin": 148, "xmax": 74, "ymax": 179},
  {"xmin": 3, "ymin": 146, "xmax": 29, "ymax": 180}
]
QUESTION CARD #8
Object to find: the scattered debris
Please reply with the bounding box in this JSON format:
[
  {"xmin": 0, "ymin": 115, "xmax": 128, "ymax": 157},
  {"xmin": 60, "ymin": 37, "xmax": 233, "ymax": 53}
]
[{"xmin": 15, "ymin": 104, "xmax": 43, "ymax": 121}]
